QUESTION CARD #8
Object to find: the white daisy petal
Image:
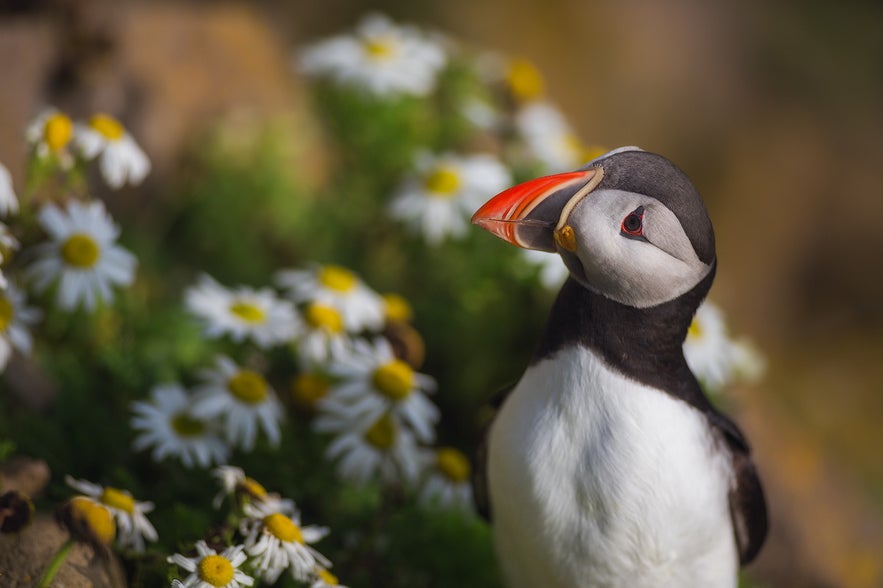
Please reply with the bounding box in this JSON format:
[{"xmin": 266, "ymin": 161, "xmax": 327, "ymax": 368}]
[
  {"xmin": 0, "ymin": 163, "xmax": 19, "ymax": 217},
  {"xmin": 0, "ymin": 281, "xmax": 39, "ymax": 372},
  {"xmin": 683, "ymin": 300, "xmax": 765, "ymax": 392}
]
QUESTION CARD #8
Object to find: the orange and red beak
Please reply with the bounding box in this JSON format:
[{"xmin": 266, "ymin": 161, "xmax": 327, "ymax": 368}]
[{"xmin": 471, "ymin": 169, "xmax": 602, "ymax": 252}]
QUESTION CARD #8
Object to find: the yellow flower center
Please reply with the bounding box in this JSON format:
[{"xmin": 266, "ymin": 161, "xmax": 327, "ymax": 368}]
[
  {"xmin": 291, "ymin": 373, "xmax": 330, "ymax": 407},
  {"xmin": 363, "ymin": 36, "xmax": 397, "ymax": 60},
  {"xmin": 364, "ymin": 414, "xmax": 396, "ymax": 450},
  {"xmin": 382, "ymin": 294, "xmax": 413, "ymax": 323},
  {"xmin": 304, "ymin": 303, "xmax": 344, "ymax": 334},
  {"xmin": 61, "ymin": 233, "xmax": 101, "ymax": 268},
  {"xmin": 43, "ymin": 113, "xmax": 73, "ymax": 152},
  {"xmin": 239, "ymin": 476, "xmax": 268, "ymax": 500},
  {"xmin": 171, "ymin": 412, "xmax": 205, "ymax": 437},
  {"xmin": 506, "ymin": 58, "xmax": 545, "ymax": 102},
  {"xmin": 227, "ymin": 370, "xmax": 268, "ymax": 404},
  {"xmin": 436, "ymin": 447, "xmax": 471, "ymax": 483},
  {"xmin": 424, "ymin": 166, "xmax": 461, "ymax": 197},
  {"xmin": 317, "ymin": 568, "xmax": 340, "ymax": 586},
  {"xmin": 197, "ymin": 554, "xmax": 235, "ymax": 587},
  {"xmin": 89, "ymin": 113, "xmax": 125, "ymax": 141},
  {"xmin": 318, "ymin": 265, "xmax": 357, "ymax": 293},
  {"xmin": 99, "ymin": 487, "xmax": 135, "ymax": 514},
  {"xmin": 229, "ymin": 300, "xmax": 266, "ymax": 324},
  {"xmin": 263, "ymin": 512, "xmax": 304, "ymax": 544},
  {"xmin": 371, "ymin": 359, "xmax": 414, "ymax": 401},
  {"xmin": 687, "ymin": 318, "xmax": 702, "ymax": 340},
  {"xmin": 0, "ymin": 296, "xmax": 13, "ymax": 332},
  {"xmin": 69, "ymin": 496, "xmax": 115, "ymax": 546}
]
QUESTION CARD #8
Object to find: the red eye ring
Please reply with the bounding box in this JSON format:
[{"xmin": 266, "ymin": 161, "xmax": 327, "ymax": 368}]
[{"xmin": 620, "ymin": 206, "xmax": 645, "ymax": 238}]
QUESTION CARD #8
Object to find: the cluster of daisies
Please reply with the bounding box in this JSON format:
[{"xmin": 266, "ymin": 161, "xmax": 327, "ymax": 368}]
[
  {"xmin": 167, "ymin": 466, "xmax": 344, "ymax": 588},
  {"xmin": 130, "ymin": 262, "xmax": 474, "ymax": 513},
  {"xmin": 0, "ymin": 108, "xmax": 148, "ymax": 372},
  {"xmin": 295, "ymin": 13, "xmax": 612, "ymax": 288},
  {"xmin": 43, "ymin": 468, "xmax": 343, "ymax": 588}
]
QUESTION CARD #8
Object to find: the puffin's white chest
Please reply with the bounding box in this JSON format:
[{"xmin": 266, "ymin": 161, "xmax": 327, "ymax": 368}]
[{"xmin": 487, "ymin": 346, "xmax": 737, "ymax": 588}]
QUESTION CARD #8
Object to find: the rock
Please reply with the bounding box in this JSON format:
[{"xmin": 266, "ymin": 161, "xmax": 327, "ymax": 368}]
[
  {"xmin": 0, "ymin": 514, "xmax": 125, "ymax": 588},
  {"xmin": 0, "ymin": 456, "xmax": 51, "ymax": 497}
]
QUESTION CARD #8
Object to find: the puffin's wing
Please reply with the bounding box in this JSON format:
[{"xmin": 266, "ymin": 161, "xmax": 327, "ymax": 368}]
[
  {"xmin": 708, "ymin": 411, "xmax": 769, "ymax": 564},
  {"xmin": 472, "ymin": 383, "xmax": 515, "ymax": 521}
]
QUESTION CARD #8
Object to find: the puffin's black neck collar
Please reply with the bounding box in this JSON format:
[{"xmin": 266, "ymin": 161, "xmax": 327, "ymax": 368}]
[{"xmin": 533, "ymin": 263, "xmax": 716, "ymax": 410}]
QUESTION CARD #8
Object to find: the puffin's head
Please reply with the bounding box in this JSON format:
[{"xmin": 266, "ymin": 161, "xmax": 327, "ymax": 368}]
[{"xmin": 472, "ymin": 147, "xmax": 715, "ymax": 308}]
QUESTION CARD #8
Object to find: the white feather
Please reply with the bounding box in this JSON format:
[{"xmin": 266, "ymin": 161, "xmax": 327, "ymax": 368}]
[{"xmin": 488, "ymin": 345, "xmax": 737, "ymax": 588}]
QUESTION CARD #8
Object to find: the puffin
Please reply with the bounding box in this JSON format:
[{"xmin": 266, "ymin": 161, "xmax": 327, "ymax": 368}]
[{"xmin": 470, "ymin": 147, "xmax": 767, "ymax": 588}]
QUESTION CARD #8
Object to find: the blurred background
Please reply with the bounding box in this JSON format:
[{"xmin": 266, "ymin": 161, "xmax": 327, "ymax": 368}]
[{"xmin": 1, "ymin": 0, "xmax": 881, "ymax": 586}]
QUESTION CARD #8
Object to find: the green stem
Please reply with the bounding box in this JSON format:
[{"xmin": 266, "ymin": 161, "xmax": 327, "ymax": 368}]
[{"xmin": 36, "ymin": 538, "xmax": 75, "ymax": 588}]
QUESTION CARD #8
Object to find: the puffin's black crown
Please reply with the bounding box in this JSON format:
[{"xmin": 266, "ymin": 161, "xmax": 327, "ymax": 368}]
[{"xmin": 590, "ymin": 151, "xmax": 716, "ymax": 265}]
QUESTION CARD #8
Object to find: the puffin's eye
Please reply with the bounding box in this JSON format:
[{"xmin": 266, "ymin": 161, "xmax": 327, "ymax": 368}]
[{"xmin": 620, "ymin": 206, "xmax": 645, "ymax": 238}]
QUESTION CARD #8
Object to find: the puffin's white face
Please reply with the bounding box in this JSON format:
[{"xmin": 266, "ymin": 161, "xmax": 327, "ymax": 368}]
[{"xmin": 560, "ymin": 189, "xmax": 713, "ymax": 308}]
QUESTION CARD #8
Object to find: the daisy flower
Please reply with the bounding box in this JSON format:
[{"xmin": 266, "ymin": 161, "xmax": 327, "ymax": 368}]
[
  {"xmin": 168, "ymin": 540, "xmax": 254, "ymax": 588},
  {"xmin": 310, "ymin": 568, "xmax": 349, "ymax": 588},
  {"xmin": 520, "ymin": 248, "xmax": 569, "ymax": 290},
  {"xmin": 320, "ymin": 337, "xmax": 438, "ymax": 443},
  {"xmin": 192, "ymin": 356, "xmax": 284, "ymax": 452},
  {"xmin": 320, "ymin": 411, "xmax": 422, "ymax": 486},
  {"xmin": 684, "ymin": 300, "xmax": 765, "ymax": 392},
  {"xmin": 0, "ymin": 162, "xmax": 19, "ymax": 217},
  {"xmin": 240, "ymin": 499, "xmax": 331, "ymax": 584},
  {"xmin": 212, "ymin": 465, "xmax": 267, "ymax": 507},
  {"xmin": 295, "ymin": 301, "xmax": 353, "ymax": 367},
  {"xmin": 25, "ymin": 200, "xmax": 136, "ymax": 311},
  {"xmin": 276, "ymin": 264, "xmax": 385, "ymax": 333},
  {"xmin": 185, "ymin": 273, "xmax": 301, "ymax": 348},
  {"xmin": 0, "ymin": 281, "xmax": 40, "ymax": 371},
  {"xmin": 504, "ymin": 57, "xmax": 546, "ymax": 104},
  {"xmin": 290, "ymin": 371, "xmax": 334, "ymax": 412},
  {"xmin": 74, "ymin": 113, "xmax": 150, "ymax": 188},
  {"xmin": 515, "ymin": 101, "xmax": 606, "ymax": 173},
  {"xmin": 64, "ymin": 475, "xmax": 158, "ymax": 552},
  {"xmin": 389, "ymin": 151, "xmax": 510, "ymax": 244},
  {"xmin": 419, "ymin": 447, "xmax": 474, "ymax": 511},
  {"xmin": 130, "ymin": 383, "xmax": 230, "ymax": 469},
  {"xmin": 298, "ymin": 13, "xmax": 447, "ymax": 98},
  {"xmin": 57, "ymin": 495, "xmax": 116, "ymax": 555},
  {"xmin": 210, "ymin": 466, "xmax": 295, "ymax": 514},
  {"xmin": 25, "ymin": 107, "xmax": 75, "ymax": 167}
]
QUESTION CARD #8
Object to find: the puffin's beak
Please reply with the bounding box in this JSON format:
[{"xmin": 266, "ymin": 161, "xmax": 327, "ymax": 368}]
[{"xmin": 471, "ymin": 169, "xmax": 601, "ymax": 251}]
